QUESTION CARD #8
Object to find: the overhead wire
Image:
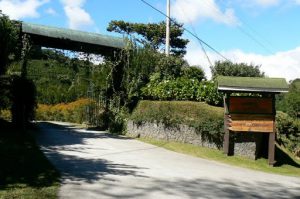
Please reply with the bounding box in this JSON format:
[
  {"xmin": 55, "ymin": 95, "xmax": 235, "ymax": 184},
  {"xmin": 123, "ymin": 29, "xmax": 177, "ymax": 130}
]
[
  {"xmin": 139, "ymin": 0, "xmax": 231, "ymax": 62},
  {"xmin": 202, "ymin": 0, "xmax": 274, "ymax": 54},
  {"xmin": 176, "ymin": 5, "xmax": 214, "ymax": 67}
]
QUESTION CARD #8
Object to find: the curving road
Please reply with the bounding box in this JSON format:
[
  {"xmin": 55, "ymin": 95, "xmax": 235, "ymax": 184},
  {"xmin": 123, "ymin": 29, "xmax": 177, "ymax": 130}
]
[{"xmin": 34, "ymin": 122, "xmax": 300, "ymax": 199}]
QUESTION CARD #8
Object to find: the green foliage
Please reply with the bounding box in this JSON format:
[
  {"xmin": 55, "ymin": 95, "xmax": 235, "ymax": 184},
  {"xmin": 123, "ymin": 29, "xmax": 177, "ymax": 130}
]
[
  {"xmin": 0, "ymin": 12, "xmax": 20, "ymax": 75},
  {"xmin": 196, "ymin": 81, "xmax": 223, "ymax": 106},
  {"xmin": 155, "ymin": 54, "xmax": 187, "ymax": 79},
  {"xmin": 120, "ymin": 46, "xmax": 158, "ymax": 109},
  {"xmin": 142, "ymin": 75, "xmax": 223, "ymax": 106},
  {"xmin": 276, "ymin": 111, "xmax": 300, "ymax": 157},
  {"xmin": 130, "ymin": 100, "xmax": 224, "ymax": 147},
  {"xmin": 0, "ymin": 75, "xmax": 13, "ymax": 110},
  {"xmin": 181, "ymin": 66, "xmax": 206, "ymax": 81},
  {"xmin": 8, "ymin": 50, "xmax": 111, "ymax": 105},
  {"xmin": 107, "ymin": 20, "xmax": 189, "ymax": 56},
  {"xmin": 211, "ymin": 61, "xmax": 265, "ymax": 79},
  {"xmin": 277, "ymin": 79, "xmax": 300, "ymax": 118}
]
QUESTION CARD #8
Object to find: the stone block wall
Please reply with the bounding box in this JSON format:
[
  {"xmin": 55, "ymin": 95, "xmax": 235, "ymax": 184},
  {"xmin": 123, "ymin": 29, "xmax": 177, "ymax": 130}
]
[{"xmin": 127, "ymin": 121, "xmax": 265, "ymax": 159}]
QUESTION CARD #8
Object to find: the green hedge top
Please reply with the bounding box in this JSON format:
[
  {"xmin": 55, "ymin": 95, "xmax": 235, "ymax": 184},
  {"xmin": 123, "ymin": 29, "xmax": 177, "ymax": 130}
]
[
  {"xmin": 217, "ymin": 76, "xmax": 289, "ymax": 93},
  {"xmin": 131, "ymin": 100, "xmax": 223, "ymax": 124}
]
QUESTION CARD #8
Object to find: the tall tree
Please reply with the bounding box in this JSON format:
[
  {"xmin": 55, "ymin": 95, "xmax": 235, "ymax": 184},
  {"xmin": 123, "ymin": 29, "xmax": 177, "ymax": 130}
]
[
  {"xmin": 211, "ymin": 61, "xmax": 265, "ymax": 79},
  {"xmin": 0, "ymin": 11, "xmax": 20, "ymax": 75},
  {"xmin": 107, "ymin": 20, "xmax": 189, "ymax": 56}
]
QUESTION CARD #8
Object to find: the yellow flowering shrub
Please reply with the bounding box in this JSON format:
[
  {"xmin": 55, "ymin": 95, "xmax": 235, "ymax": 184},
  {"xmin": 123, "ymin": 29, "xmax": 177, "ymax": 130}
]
[
  {"xmin": 36, "ymin": 98, "xmax": 98, "ymax": 124},
  {"xmin": 0, "ymin": 110, "xmax": 12, "ymax": 121}
]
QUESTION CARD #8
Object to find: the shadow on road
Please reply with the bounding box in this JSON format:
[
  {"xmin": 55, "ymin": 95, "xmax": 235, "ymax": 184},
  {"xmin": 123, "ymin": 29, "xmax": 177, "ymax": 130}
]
[
  {"xmin": 64, "ymin": 176, "xmax": 300, "ymax": 199},
  {"xmin": 34, "ymin": 121, "xmax": 300, "ymax": 199},
  {"xmin": 35, "ymin": 122, "xmax": 148, "ymax": 183}
]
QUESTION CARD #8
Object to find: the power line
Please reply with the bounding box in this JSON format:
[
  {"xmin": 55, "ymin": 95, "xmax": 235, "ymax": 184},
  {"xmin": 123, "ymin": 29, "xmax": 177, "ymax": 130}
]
[
  {"xmin": 176, "ymin": 5, "xmax": 213, "ymax": 67},
  {"xmin": 202, "ymin": 0, "xmax": 274, "ymax": 54},
  {"xmin": 139, "ymin": 0, "xmax": 231, "ymax": 62}
]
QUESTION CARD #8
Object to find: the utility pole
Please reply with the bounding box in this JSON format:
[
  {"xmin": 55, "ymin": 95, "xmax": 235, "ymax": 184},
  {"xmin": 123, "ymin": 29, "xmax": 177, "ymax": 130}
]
[{"xmin": 165, "ymin": 0, "xmax": 170, "ymax": 56}]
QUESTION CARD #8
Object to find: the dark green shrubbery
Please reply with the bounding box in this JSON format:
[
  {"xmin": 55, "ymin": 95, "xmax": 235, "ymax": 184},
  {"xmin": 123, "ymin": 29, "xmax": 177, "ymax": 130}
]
[
  {"xmin": 11, "ymin": 76, "xmax": 37, "ymax": 129},
  {"xmin": 130, "ymin": 100, "xmax": 224, "ymax": 147},
  {"xmin": 276, "ymin": 111, "xmax": 300, "ymax": 157},
  {"xmin": 277, "ymin": 79, "xmax": 300, "ymax": 119}
]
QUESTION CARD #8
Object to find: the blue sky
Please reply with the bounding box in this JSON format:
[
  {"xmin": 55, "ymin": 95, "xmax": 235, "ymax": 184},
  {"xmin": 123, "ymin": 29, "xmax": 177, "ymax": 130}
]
[{"xmin": 0, "ymin": 0, "xmax": 300, "ymax": 80}]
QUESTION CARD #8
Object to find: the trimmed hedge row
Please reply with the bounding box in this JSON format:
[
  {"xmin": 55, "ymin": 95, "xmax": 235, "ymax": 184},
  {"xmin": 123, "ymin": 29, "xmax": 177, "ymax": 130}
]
[
  {"xmin": 130, "ymin": 100, "xmax": 225, "ymax": 146},
  {"xmin": 130, "ymin": 100, "xmax": 300, "ymax": 157}
]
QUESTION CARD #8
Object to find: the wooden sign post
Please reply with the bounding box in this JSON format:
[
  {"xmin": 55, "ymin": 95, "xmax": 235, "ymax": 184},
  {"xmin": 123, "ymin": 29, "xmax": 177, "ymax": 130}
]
[
  {"xmin": 217, "ymin": 76, "xmax": 289, "ymax": 166},
  {"xmin": 223, "ymin": 95, "xmax": 276, "ymax": 165}
]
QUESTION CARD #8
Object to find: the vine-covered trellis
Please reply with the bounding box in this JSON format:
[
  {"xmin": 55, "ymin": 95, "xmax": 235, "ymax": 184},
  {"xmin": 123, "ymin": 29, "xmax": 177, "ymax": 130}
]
[{"xmin": 17, "ymin": 22, "xmax": 126, "ymax": 129}]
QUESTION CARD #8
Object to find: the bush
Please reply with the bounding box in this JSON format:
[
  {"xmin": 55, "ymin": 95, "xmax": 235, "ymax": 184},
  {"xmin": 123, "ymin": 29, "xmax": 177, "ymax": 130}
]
[
  {"xmin": 130, "ymin": 100, "xmax": 224, "ymax": 147},
  {"xmin": 141, "ymin": 75, "xmax": 223, "ymax": 106},
  {"xmin": 181, "ymin": 66, "xmax": 206, "ymax": 81},
  {"xmin": 36, "ymin": 98, "xmax": 101, "ymax": 124},
  {"xmin": 276, "ymin": 111, "xmax": 300, "ymax": 157},
  {"xmin": 0, "ymin": 109, "xmax": 11, "ymax": 121}
]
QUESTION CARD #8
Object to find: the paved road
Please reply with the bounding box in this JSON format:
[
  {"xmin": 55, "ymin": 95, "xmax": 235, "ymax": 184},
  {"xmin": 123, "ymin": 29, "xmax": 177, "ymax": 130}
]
[{"xmin": 35, "ymin": 122, "xmax": 300, "ymax": 199}]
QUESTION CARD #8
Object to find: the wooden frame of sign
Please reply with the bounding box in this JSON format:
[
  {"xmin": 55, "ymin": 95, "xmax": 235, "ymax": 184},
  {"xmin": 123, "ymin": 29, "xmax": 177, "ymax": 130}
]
[
  {"xmin": 223, "ymin": 94, "xmax": 276, "ymax": 165},
  {"xmin": 217, "ymin": 76, "xmax": 289, "ymax": 166}
]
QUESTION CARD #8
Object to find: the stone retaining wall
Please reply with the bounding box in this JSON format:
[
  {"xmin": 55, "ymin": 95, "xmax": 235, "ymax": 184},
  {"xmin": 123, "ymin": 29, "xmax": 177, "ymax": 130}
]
[{"xmin": 127, "ymin": 120, "xmax": 264, "ymax": 159}]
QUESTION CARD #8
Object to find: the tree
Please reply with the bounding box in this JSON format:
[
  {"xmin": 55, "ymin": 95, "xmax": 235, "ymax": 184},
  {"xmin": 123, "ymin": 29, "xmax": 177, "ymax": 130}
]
[
  {"xmin": 0, "ymin": 11, "xmax": 20, "ymax": 75},
  {"xmin": 107, "ymin": 20, "xmax": 189, "ymax": 56},
  {"xmin": 211, "ymin": 61, "xmax": 265, "ymax": 79},
  {"xmin": 277, "ymin": 79, "xmax": 300, "ymax": 118},
  {"xmin": 181, "ymin": 66, "xmax": 206, "ymax": 82}
]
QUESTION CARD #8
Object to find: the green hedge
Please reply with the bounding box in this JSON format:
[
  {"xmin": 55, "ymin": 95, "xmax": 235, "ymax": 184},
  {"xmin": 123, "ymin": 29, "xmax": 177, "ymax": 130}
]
[
  {"xmin": 130, "ymin": 100, "xmax": 224, "ymax": 147},
  {"xmin": 141, "ymin": 75, "xmax": 223, "ymax": 106}
]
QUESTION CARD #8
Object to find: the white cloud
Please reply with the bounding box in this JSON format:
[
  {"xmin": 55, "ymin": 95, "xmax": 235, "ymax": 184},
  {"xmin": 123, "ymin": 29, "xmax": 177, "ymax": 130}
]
[
  {"xmin": 172, "ymin": 0, "xmax": 239, "ymax": 26},
  {"xmin": 294, "ymin": 0, "xmax": 300, "ymax": 5},
  {"xmin": 45, "ymin": 7, "xmax": 57, "ymax": 16},
  {"xmin": 185, "ymin": 43, "xmax": 300, "ymax": 81},
  {"xmin": 60, "ymin": 0, "xmax": 94, "ymax": 30},
  {"xmin": 0, "ymin": 0, "xmax": 49, "ymax": 20}
]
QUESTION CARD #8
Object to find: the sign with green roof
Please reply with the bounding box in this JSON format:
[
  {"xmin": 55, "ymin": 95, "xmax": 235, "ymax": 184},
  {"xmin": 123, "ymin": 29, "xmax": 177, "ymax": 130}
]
[{"xmin": 217, "ymin": 76, "xmax": 289, "ymax": 93}]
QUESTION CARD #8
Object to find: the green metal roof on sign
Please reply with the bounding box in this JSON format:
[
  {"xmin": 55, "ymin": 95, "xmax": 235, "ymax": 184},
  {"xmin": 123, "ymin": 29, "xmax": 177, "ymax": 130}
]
[
  {"xmin": 217, "ymin": 76, "xmax": 289, "ymax": 93},
  {"xmin": 21, "ymin": 22, "xmax": 125, "ymax": 55}
]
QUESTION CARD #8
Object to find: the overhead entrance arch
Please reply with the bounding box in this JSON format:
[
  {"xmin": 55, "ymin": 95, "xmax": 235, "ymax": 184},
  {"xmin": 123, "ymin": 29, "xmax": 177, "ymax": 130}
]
[
  {"xmin": 21, "ymin": 22, "xmax": 125, "ymax": 56},
  {"xmin": 15, "ymin": 22, "xmax": 126, "ymax": 128}
]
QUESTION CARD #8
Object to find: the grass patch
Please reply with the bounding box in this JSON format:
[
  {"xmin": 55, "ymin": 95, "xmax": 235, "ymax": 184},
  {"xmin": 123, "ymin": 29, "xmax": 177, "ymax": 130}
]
[
  {"xmin": 138, "ymin": 137, "xmax": 300, "ymax": 177},
  {"xmin": 0, "ymin": 119, "xmax": 60, "ymax": 199}
]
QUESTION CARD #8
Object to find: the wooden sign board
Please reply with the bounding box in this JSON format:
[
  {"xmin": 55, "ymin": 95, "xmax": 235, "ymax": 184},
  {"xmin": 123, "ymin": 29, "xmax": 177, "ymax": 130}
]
[
  {"xmin": 227, "ymin": 97, "xmax": 275, "ymax": 133},
  {"xmin": 229, "ymin": 97, "xmax": 274, "ymax": 114},
  {"xmin": 228, "ymin": 119, "xmax": 274, "ymax": 133}
]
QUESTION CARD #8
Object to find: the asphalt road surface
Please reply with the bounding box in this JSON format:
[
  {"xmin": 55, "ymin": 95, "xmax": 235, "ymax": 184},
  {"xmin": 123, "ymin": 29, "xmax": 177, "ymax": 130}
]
[{"xmin": 34, "ymin": 122, "xmax": 300, "ymax": 199}]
